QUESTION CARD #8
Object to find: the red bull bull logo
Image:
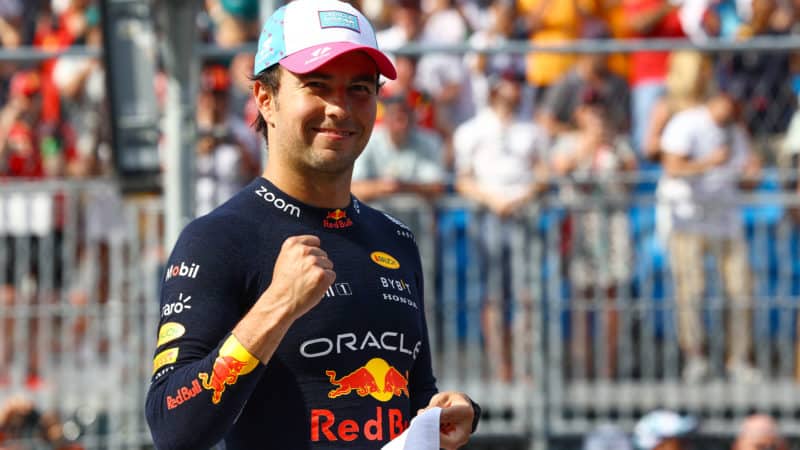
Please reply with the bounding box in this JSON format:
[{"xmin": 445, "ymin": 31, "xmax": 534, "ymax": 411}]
[
  {"xmin": 326, "ymin": 358, "xmax": 409, "ymax": 402},
  {"xmin": 323, "ymin": 208, "xmax": 353, "ymax": 229},
  {"xmin": 198, "ymin": 335, "xmax": 259, "ymax": 404}
]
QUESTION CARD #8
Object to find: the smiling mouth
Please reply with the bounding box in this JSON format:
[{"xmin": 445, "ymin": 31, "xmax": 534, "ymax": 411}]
[{"xmin": 313, "ymin": 128, "xmax": 356, "ymax": 138}]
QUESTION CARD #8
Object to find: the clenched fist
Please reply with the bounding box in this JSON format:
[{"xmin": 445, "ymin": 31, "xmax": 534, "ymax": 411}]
[
  {"xmin": 266, "ymin": 235, "xmax": 336, "ymax": 322},
  {"xmin": 233, "ymin": 235, "xmax": 335, "ymax": 363}
]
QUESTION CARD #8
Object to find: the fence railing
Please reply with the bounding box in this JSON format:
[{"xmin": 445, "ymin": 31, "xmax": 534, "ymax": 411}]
[{"xmin": 3, "ymin": 178, "xmax": 800, "ymax": 449}]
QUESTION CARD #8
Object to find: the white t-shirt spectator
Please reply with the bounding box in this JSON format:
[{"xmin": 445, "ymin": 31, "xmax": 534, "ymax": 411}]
[
  {"xmin": 454, "ymin": 108, "xmax": 547, "ymax": 200},
  {"xmin": 353, "ymin": 126, "xmax": 445, "ymax": 184},
  {"xmin": 657, "ymin": 105, "xmax": 750, "ymax": 239}
]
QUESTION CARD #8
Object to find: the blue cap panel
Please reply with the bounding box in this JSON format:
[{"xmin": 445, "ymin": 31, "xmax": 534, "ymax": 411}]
[{"xmin": 253, "ymin": 5, "xmax": 287, "ymax": 75}]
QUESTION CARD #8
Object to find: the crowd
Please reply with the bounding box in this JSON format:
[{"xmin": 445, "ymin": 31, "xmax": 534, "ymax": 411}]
[{"xmin": 582, "ymin": 410, "xmax": 791, "ymax": 450}]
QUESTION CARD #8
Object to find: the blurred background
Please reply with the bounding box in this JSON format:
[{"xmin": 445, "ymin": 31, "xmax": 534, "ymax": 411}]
[{"xmin": 2, "ymin": 0, "xmax": 800, "ymax": 449}]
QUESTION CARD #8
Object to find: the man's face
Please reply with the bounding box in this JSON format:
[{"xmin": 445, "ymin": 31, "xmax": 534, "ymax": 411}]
[
  {"xmin": 260, "ymin": 51, "xmax": 379, "ymax": 175},
  {"xmin": 384, "ymin": 102, "xmax": 412, "ymax": 144}
]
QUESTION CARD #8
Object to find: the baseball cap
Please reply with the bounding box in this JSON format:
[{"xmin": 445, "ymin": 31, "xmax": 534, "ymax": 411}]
[
  {"xmin": 253, "ymin": 0, "xmax": 396, "ymax": 79},
  {"xmin": 633, "ymin": 410, "xmax": 698, "ymax": 450}
]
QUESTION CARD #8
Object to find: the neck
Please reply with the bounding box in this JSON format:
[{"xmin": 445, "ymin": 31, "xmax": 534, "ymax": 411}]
[{"xmin": 262, "ymin": 158, "xmax": 353, "ymax": 209}]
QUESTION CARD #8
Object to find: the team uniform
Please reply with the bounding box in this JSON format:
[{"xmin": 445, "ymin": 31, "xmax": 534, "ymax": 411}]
[{"xmin": 145, "ymin": 177, "xmax": 438, "ymax": 450}]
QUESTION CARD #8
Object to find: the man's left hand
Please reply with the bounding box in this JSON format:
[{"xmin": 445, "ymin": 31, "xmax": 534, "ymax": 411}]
[{"xmin": 419, "ymin": 391, "xmax": 474, "ymax": 450}]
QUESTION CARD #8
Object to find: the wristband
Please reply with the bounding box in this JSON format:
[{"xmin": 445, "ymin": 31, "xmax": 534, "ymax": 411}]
[{"xmin": 469, "ymin": 397, "xmax": 481, "ymax": 434}]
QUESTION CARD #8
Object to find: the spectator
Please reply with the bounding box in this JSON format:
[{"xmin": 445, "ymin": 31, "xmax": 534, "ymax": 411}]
[
  {"xmin": 0, "ymin": 395, "xmax": 83, "ymax": 450},
  {"xmin": 352, "ymin": 96, "xmax": 447, "ymax": 201},
  {"xmin": 642, "ymin": 50, "xmax": 714, "ymax": 161},
  {"xmin": 377, "ymin": 0, "xmax": 425, "ymax": 50},
  {"xmin": 195, "ymin": 64, "xmax": 261, "ymax": 216},
  {"xmin": 454, "ymin": 70, "xmax": 549, "ymax": 381},
  {"xmin": 716, "ymin": 0, "xmax": 798, "ymax": 140},
  {"xmin": 551, "ymin": 87, "xmax": 637, "ymax": 378},
  {"xmin": 380, "ymin": 0, "xmax": 475, "ymax": 169},
  {"xmin": 51, "ymin": 23, "xmax": 109, "ymax": 178},
  {"xmin": 0, "ymin": 0, "xmax": 22, "ymax": 48},
  {"xmin": 624, "ymin": 0, "xmax": 685, "ymax": 156},
  {"xmin": 465, "ymin": 0, "xmax": 528, "ymax": 114},
  {"xmin": 0, "ymin": 70, "xmax": 57, "ymax": 177},
  {"xmin": 517, "ymin": 0, "xmax": 584, "ymax": 101},
  {"xmin": 378, "ymin": 54, "xmax": 437, "ymax": 132},
  {"xmin": 205, "ymin": 0, "xmax": 260, "ymax": 47},
  {"xmin": 732, "ymin": 414, "xmax": 788, "ymax": 450},
  {"xmin": 538, "ymin": 23, "xmax": 630, "ymax": 135},
  {"xmin": 657, "ymin": 92, "xmax": 762, "ymax": 383},
  {"xmin": 416, "ymin": 0, "xmax": 475, "ymax": 165},
  {"xmin": 633, "ymin": 409, "xmax": 698, "ymax": 450}
]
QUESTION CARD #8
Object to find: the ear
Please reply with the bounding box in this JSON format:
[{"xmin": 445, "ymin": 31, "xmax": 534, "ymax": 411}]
[{"xmin": 253, "ymin": 80, "xmax": 276, "ymax": 127}]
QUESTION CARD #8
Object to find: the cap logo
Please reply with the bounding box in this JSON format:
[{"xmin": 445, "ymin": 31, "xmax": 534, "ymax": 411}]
[
  {"xmin": 318, "ymin": 10, "xmax": 360, "ymax": 33},
  {"xmin": 306, "ymin": 46, "xmax": 332, "ymax": 65}
]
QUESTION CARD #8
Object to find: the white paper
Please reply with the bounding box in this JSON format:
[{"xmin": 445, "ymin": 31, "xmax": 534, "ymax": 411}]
[{"xmin": 382, "ymin": 407, "xmax": 441, "ymax": 450}]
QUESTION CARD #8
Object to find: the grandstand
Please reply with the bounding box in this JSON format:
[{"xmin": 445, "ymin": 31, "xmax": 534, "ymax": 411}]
[{"xmin": 1, "ymin": 1, "xmax": 800, "ymax": 449}]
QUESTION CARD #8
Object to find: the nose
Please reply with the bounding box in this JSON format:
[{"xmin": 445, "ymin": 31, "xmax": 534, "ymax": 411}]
[{"xmin": 324, "ymin": 87, "xmax": 351, "ymax": 120}]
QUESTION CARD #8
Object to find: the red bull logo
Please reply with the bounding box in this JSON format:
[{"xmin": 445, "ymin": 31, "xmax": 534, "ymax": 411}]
[
  {"xmin": 198, "ymin": 335, "xmax": 259, "ymax": 404},
  {"xmin": 166, "ymin": 379, "xmax": 202, "ymax": 410},
  {"xmin": 323, "ymin": 209, "xmax": 353, "ymax": 229},
  {"xmin": 326, "ymin": 358, "xmax": 409, "ymax": 402}
]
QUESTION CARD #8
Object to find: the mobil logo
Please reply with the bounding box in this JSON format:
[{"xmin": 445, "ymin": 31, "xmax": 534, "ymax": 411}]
[
  {"xmin": 165, "ymin": 262, "xmax": 199, "ymax": 282},
  {"xmin": 326, "ymin": 358, "xmax": 409, "ymax": 402}
]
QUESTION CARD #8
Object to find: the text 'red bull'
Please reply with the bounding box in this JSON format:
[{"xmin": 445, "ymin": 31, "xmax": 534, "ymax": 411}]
[
  {"xmin": 323, "ymin": 209, "xmax": 353, "ymax": 229},
  {"xmin": 310, "ymin": 407, "xmax": 408, "ymax": 442},
  {"xmin": 166, "ymin": 379, "xmax": 201, "ymax": 410}
]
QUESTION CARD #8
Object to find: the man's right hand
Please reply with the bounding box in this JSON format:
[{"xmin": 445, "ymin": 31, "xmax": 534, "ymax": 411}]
[{"xmin": 264, "ymin": 235, "xmax": 336, "ymax": 323}]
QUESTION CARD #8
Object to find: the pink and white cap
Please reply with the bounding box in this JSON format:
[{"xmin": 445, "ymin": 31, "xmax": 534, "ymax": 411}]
[{"xmin": 253, "ymin": 0, "xmax": 396, "ymax": 79}]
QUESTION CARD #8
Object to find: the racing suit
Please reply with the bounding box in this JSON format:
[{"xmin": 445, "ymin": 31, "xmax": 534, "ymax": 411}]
[{"xmin": 145, "ymin": 177, "xmax": 438, "ymax": 450}]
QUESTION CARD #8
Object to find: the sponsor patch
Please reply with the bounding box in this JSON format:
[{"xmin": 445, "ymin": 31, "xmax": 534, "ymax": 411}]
[
  {"xmin": 153, "ymin": 347, "xmax": 179, "ymax": 374},
  {"xmin": 318, "ymin": 10, "xmax": 360, "ymax": 32},
  {"xmin": 161, "ymin": 293, "xmax": 192, "ymax": 318},
  {"xmin": 370, "ymin": 251, "xmax": 399, "ymax": 269},
  {"xmin": 157, "ymin": 322, "xmax": 186, "ymax": 347},
  {"xmin": 198, "ymin": 335, "xmax": 260, "ymax": 404}
]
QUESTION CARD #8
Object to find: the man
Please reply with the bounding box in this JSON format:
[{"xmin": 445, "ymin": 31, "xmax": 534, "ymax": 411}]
[
  {"xmin": 732, "ymin": 414, "xmax": 788, "ymax": 450},
  {"xmin": 454, "ymin": 70, "xmax": 549, "ymax": 381},
  {"xmin": 351, "ymin": 96, "xmax": 446, "ymax": 202},
  {"xmin": 657, "ymin": 92, "xmax": 761, "ymax": 383},
  {"xmin": 538, "ymin": 27, "xmax": 630, "ymax": 135},
  {"xmin": 145, "ymin": 1, "xmax": 479, "ymax": 450}
]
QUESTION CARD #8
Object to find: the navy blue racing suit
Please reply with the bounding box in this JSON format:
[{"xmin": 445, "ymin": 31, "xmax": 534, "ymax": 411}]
[{"xmin": 145, "ymin": 177, "xmax": 438, "ymax": 450}]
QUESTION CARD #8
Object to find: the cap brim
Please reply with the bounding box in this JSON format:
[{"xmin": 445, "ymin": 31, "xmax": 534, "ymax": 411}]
[{"xmin": 280, "ymin": 42, "xmax": 397, "ymax": 80}]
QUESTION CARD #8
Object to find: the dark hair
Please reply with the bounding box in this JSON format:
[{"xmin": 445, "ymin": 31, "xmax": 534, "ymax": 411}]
[{"xmin": 249, "ymin": 64, "xmax": 282, "ymax": 142}]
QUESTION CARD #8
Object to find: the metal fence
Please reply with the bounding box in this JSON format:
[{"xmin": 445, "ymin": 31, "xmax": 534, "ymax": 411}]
[
  {"xmin": 4, "ymin": 178, "xmax": 800, "ymax": 449},
  {"xmin": 0, "ymin": 180, "xmax": 162, "ymax": 450}
]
